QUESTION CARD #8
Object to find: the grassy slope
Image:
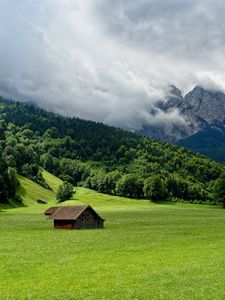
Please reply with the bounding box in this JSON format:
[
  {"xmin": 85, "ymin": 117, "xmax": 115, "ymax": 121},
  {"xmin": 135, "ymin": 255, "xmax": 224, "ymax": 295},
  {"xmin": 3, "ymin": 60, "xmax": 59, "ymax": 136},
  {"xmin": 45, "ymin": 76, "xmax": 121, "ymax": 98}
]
[
  {"xmin": 1, "ymin": 173, "xmax": 225, "ymax": 299},
  {"xmin": 42, "ymin": 169, "xmax": 63, "ymax": 193},
  {"xmin": 18, "ymin": 175, "xmax": 56, "ymax": 206}
]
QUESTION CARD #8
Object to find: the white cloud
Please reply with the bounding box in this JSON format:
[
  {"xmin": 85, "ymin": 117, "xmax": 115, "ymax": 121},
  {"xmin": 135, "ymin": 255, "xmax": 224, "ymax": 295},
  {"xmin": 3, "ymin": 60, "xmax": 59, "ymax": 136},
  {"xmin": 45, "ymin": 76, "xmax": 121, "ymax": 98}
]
[{"xmin": 0, "ymin": 0, "xmax": 224, "ymax": 130}]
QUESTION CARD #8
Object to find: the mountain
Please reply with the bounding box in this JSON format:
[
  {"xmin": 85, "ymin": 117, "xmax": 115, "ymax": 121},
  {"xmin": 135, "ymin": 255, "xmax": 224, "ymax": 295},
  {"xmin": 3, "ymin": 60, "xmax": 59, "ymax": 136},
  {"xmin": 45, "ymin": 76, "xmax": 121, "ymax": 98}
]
[
  {"xmin": 138, "ymin": 86, "xmax": 225, "ymax": 162},
  {"xmin": 0, "ymin": 96, "xmax": 224, "ymax": 205}
]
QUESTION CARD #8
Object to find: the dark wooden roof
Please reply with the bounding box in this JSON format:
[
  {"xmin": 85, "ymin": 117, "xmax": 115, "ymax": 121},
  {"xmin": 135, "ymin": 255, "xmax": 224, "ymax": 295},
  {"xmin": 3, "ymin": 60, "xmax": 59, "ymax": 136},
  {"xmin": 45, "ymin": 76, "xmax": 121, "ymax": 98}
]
[
  {"xmin": 48, "ymin": 205, "xmax": 104, "ymax": 221},
  {"xmin": 45, "ymin": 206, "xmax": 60, "ymax": 215}
]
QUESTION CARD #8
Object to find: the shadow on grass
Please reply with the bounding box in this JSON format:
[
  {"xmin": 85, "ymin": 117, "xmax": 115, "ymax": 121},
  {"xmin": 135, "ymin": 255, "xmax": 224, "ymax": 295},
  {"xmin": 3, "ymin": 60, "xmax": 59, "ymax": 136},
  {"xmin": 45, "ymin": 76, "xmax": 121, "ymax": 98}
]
[
  {"xmin": 0, "ymin": 201, "xmax": 25, "ymax": 212},
  {"xmin": 0, "ymin": 184, "xmax": 27, "ymax": 212}
]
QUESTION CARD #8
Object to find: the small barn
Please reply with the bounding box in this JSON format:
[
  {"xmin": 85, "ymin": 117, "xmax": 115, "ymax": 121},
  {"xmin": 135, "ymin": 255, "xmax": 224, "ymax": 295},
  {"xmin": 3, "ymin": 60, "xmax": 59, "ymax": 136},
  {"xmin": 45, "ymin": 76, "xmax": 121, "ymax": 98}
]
[
  {"xmin": 37, "ymin": 199, "xmax": 48, "ymax": 204},
  {"xmin": 48, "ymin": 205, "xmax": 105, "ymax": 230},
  {"xmin": 44, "ymin": 206, "xmax": 60, "ymax": 216}
]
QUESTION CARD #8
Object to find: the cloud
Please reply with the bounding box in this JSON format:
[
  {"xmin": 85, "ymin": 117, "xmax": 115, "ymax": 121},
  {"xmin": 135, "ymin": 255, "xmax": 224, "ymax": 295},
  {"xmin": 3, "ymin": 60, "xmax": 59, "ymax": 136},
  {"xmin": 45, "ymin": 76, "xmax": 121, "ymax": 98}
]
[{"xmin": 0, "ymin": 0, "xmax": 225, "ymax": 131}]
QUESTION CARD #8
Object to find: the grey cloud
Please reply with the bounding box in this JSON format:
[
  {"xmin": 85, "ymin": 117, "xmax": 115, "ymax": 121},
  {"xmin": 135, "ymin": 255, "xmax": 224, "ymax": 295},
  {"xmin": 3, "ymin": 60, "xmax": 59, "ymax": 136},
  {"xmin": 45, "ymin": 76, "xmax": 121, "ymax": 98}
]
[
  {"xmin": 0, "ymin": 0, "xmax": 224, "ymax": 131},
  {"xmin": 96, "ymin": 0, "xmax": 225, "ymax": 58}
]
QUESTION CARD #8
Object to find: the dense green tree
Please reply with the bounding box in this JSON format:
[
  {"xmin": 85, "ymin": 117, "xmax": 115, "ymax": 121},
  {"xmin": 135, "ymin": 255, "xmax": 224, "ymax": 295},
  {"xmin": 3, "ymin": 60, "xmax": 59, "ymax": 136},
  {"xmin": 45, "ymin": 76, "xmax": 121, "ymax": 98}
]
[
  {"xmin": 0, "ymin": 120, "xmax": 6, "ymax": 140},
  {"xmin": 86, "ymin": 170, "xmax": 106, "ymax": 192},
  {"xmin": 0, "ymin": 159, "xmax": 18, "ymax": 203},
  {"xmin": 144, "ymin": 176, "xmax": 168, "ymax": 202},
  {"xmin": 56, "ymin": 181, "xmax": 75, "ymax": 202},
  {"xmin": 7, "ymin": 168, "xmax": 19, "ymax": 198},
  {"xmin": 165, "ymin": 175, "xmax": 182, "ymax": 198},
  {"xmin": 43, "ymin": 127, "xmax": 59, "ymax": 139},
  {"xmin": 116, "ymin": 174, "xmax": 144, "ymax": 198},
  {"xmin": 214, "ymin": 174, "xmax": 225, "ymax": 208},
  {"xmin": 40, "ymin": 153, "xmax": 59, "ymax": 174},
  {"xmin": 5, "ymin": 155, "xmax": 16, "ymax": 168},
  {"xmin": 102, "ymin": 171, "xmax": 122, "ymax": 194}
]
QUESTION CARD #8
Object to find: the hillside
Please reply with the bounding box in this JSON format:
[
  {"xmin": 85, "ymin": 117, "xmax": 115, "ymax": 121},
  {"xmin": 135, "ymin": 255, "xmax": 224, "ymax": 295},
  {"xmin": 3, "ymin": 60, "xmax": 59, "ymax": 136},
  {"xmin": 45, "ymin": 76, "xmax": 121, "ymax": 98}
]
[
  {"xmin": 17, "ymin": 170, "xmax": 152, "ymax": 210},
  {"xmin": 180, "ymin": 126, "xmax": 225, "ymax": 162},
  {"xmin": 0, "ymin": 96, "xmax": 224, "ymax": 204},
  {"xmin": 18, "ymin": 175, "xmax": 55, "ymax": 206}
]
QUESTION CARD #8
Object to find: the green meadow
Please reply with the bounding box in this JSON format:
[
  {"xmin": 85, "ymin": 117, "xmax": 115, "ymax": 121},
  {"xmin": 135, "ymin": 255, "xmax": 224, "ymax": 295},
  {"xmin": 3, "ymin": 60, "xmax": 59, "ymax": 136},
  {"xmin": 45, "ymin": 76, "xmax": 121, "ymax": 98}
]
[{"xmin": 1, "ymin": 171, "xmax": 225, "ymax": 299}]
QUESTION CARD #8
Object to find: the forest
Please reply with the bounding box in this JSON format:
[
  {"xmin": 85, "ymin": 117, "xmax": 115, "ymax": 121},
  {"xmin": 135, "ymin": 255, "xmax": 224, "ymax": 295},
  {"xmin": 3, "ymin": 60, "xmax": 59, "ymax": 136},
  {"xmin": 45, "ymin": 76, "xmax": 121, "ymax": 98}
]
[{"xmin": 0, "ymin": 96, "xmax": 224, "ymax": 205}]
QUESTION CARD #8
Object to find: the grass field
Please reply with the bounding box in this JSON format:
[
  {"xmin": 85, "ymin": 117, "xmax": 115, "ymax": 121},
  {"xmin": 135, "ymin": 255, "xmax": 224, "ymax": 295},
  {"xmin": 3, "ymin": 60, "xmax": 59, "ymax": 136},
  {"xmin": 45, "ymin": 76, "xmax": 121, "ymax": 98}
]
[{"xmin": 1, "ymin": 172, "xmax": 225, "ymax": 299}]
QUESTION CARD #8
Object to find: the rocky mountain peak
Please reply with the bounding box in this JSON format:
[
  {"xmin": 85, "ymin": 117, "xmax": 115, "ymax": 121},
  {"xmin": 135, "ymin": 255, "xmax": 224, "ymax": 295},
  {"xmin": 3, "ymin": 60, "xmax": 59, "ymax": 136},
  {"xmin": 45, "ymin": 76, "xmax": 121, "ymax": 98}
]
[
  {"xmin": 138, "ymin": 85, "xmax": 225, "ymax": 142},
  {"xmin": 159, "ymin": 85, "xmax": 183, "ymax": 112},
  {"xmin": 183, "ymin": 86, "xmax": 225, "ymax": 124},
  {"xmin": 170, "ymin": 85, "xmax": 183, "ymax": 98}
]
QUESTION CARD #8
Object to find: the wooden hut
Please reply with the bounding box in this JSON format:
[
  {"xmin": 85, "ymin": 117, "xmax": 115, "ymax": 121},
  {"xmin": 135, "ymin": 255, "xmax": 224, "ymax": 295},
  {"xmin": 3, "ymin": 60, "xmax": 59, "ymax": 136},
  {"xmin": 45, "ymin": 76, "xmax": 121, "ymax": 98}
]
[
  {"xmin": 48, "ymin": 205, "xmax": 105, "ymax": 230},
  {"xmin": 37, "ymin": 199, "xmax": 48, "ymax": 204},
  {"xmin": 44, "ymin": 206, "xmax": 60, "ymax": 216}
]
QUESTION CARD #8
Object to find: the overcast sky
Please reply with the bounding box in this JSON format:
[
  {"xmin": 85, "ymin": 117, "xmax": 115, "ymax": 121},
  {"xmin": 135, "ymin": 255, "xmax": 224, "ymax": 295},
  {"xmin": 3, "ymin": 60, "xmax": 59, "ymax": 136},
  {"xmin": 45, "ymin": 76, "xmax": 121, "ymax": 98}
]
[{"xmin": 0, "ymin": 0, "xmax": 224, "ymax": 130}]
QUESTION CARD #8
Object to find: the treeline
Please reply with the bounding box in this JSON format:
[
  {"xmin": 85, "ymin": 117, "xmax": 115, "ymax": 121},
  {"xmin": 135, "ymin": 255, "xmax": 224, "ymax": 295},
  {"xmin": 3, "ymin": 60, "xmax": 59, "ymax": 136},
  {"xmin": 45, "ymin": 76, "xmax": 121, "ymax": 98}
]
[
  {"xmin": 0, "ymin": 96, "xmax": 224, "ymax": 204},
  {"xmin": 0, "ymin": 120, "xmax": 20, "ymax": 203}
]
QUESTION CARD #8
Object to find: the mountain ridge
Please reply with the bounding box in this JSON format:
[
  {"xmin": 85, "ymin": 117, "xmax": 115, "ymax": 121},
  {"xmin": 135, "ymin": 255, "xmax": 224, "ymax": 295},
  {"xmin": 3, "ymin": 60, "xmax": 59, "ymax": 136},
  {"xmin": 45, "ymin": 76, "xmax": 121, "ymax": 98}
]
[{"xmin": 138, "ymin": 85, "xmax": 225, "ymax": 161}]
